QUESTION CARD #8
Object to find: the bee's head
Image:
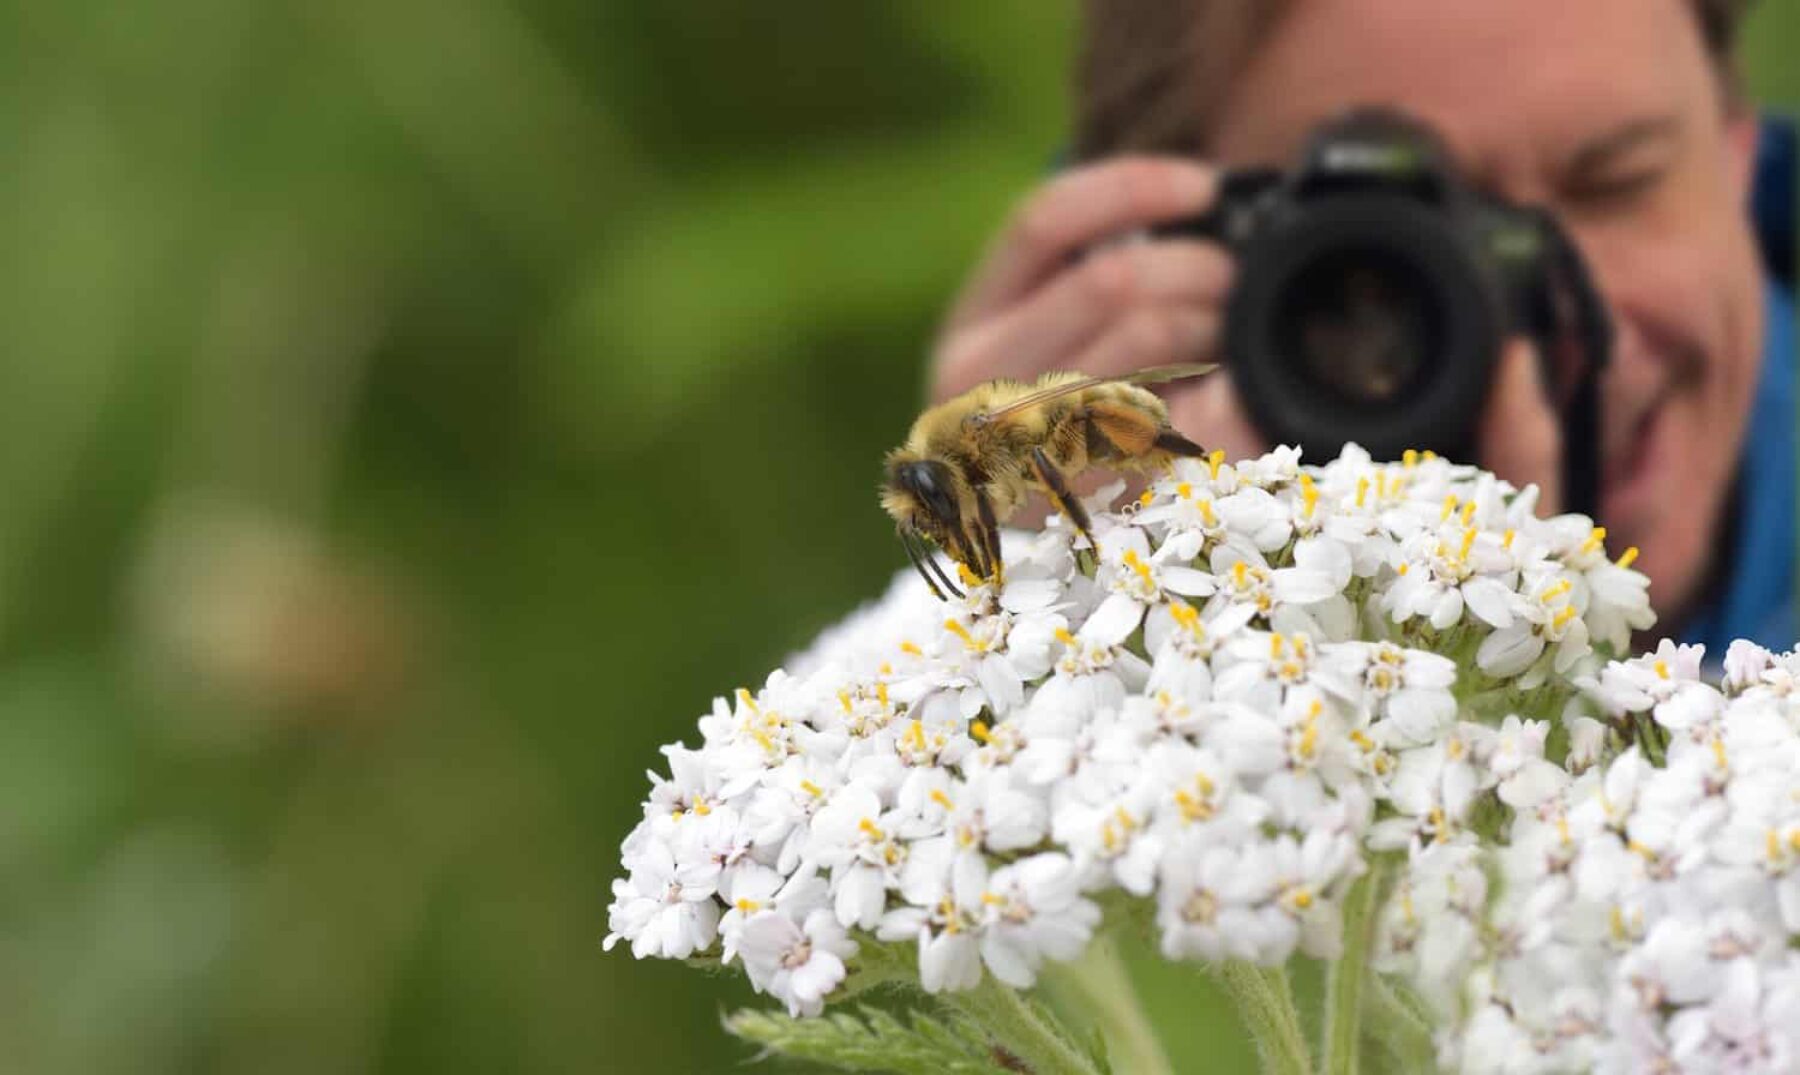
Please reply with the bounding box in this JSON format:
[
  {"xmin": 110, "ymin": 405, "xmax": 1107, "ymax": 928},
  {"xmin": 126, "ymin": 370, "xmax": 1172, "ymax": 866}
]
[{"xmin": 880, "ymin": 454, "xmax": 964, "ymax": 547}]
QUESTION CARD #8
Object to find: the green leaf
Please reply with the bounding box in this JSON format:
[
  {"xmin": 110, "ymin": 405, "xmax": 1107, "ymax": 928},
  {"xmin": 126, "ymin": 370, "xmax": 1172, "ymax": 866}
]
[{"xmin": 724, "ymin": 1004, "xmax": 1011, "ymax": 1074}]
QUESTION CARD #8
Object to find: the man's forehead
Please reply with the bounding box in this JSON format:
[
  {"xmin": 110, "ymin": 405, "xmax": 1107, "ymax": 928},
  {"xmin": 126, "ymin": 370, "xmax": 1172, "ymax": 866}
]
[{"xmin": 1210, "ymin": 0, "xmax": 1708, "ymax": 182}]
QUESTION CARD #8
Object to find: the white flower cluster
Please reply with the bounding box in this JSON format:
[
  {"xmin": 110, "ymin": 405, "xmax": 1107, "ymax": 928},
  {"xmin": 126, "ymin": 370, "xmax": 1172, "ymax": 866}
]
[
  {"xmin": 605, "ymin": 445, "xmax": 1655, "ymax": 1022},
  {"xmin": 1385, "ymin": 639, "xmax": 1800, "ymax": 1075}
]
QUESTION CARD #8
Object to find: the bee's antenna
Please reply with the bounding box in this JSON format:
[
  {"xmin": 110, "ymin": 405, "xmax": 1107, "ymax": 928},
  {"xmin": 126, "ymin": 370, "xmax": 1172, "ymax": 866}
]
[{"xmin": 901, "ymin": 529, "xmax": 960, "ymax": 601}]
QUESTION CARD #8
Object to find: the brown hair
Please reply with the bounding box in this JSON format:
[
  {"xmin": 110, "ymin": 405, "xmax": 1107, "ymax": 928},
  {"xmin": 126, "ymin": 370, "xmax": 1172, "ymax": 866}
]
[{"xmin": 1072, "ymin": 0, "xmax": 1756, "ymax": 160}]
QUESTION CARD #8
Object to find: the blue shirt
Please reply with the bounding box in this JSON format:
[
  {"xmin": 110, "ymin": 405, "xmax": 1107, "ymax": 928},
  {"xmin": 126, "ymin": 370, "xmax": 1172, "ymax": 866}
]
[{"xmin": 1676, "ymin": 279, "xmax": 1797, "ymax": 653}]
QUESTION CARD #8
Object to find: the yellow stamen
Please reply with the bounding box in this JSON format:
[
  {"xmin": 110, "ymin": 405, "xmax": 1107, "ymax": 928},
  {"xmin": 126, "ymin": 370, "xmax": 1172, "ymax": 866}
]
[
  {"xmin": 877, "ymin": 682, "xmax": 890, "ymax": 707},
  {"xmin": 735, "ymin": 898, "xmax": 761, "ymax": 913},
  {"xmin": 970, "ymin": 719, "xmax": 991, "ymax": 744},
  {"xmin": 1123, "ymin": 549, "xmax": 1155, "ymax": 586},
  {"xmin": 1581, "ymin": 526, "xmax": 1607, "ymax": 555},
  {"xmin": 1175, "ymin": 481, "xmax": 1192, "ymax": 500},
  {"xmin": 944, "ymin": 618, "xmax": 982, "ymax": 651},
  {"xmin": 1538, "ymin": 579, "xmax": 1572, "ymax": 602},
  {"xmin": 929, "ymin": 789, "xmax": 955, "ymax": 810},
  {"xmin": 1711, "ymin": 737, "xmax": 1728, "ymax": 770},
  {"xmin": 1350, "ymin": 729, "xmax": 1375, "ymax": 753},
  {"xmin": 1654, "ymin": 659, "xmax": 1670, "ymax": 680},
  {"xmin": 957, "ymin": 562, "xmax": 982, "ymax": 588},
  {"xmin": 981, "ymin": 891, "xmax": 1004, "ymax": 906},
  {"xmin": 737, "ymin": 688, "xmax": 758, "ymax": 712},
  {"xmin": 1138, "ymin": 489, "xmax": 1155, "ymax": 507},
  {"xmin": 1403, "ymin": 448, "xmax": 1419, "ymax": 467},
  {"xmin": 1173, "ymin": 788, "xmax": 1214, "ymax": 822},
  {"xmin": 800, "ymin": 780, "xmax": 824, "ymax": 797},
  {"xmin": 1617, "ymin": 547, "xmax": 1640, "ymax": 569},
  {"xmin": 838, "ymin": 690, "xmax": 853, "ymax": 713},
  {"xmin": 900, "ymin": 640, "xmax": 923, "ymax": 656},
  {"xmin": 1169, "ymin": 602, "xmax": 1200, "ymax": 633},
  {"xmin": 1298, "ymin": 708, "xmax": 1320, "ymax": 761},
  {"xmin": 1502, "ymin": 528, "xmax": 1516, "ymax": 550},
  {"xmin": 879, "ymin": 661, "xmax": 893, "ymax": 676},
  {"xmin": 1553, "ymin": 605, "xmax": 1577, "ymax": 628},
  {"xmin": 904, "ymin": 720, "xmax": 926, "ymax": 750},
  {"xmin": 1198, "ymin": 499, "xmax": 1217, "ymax": 527},
  {"xmin": 858, "ymin": 817, "xmax": 885, "ymax": 840},
  {"xmin": 1271, "ymin": 632, "xmax": 1286, "ymax": 658},
  {"xmin": 1355, "ymin": 477, "xmax": 1370, "ymax": 508},
  {"xmin": 1459, "ymin": 527, "xmax": 1477, "ymax": 560},
  {"xmin": 1233, "ymin": 561, "xmax": 1249, "ymax": 588},
  {"xmin": 1396, "ymin": 562, "xmax": 1409, "ymax": 576},
  {"xmin": 1440, "ymin": 493, "xmax": 1458, "ymax": 522},
  {"xmin": 1055, "ymin": 627, "xmax": 1078, "ymax": 646},
  {"xmin": 1206, "ymin": 449, "xmax": 1225, "ymax": 480}
]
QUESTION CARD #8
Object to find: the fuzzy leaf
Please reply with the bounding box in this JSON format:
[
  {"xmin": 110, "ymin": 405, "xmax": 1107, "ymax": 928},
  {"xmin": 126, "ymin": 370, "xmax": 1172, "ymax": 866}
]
[{"xmin": 725, "ymin": 1004, "xmax": 1013, "ymax": 1074}]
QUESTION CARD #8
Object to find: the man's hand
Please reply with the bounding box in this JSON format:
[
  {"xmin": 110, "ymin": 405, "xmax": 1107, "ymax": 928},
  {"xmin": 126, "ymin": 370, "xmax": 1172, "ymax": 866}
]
[{"xmin": 931, "ymin": 157, "xmax": 1266, "ymax": 464}]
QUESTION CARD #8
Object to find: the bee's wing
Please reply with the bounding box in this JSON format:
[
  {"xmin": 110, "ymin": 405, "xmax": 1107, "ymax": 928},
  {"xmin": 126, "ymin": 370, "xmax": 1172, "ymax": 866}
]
[{"xmin": 976, "ymin": 362, "xmax": 1219, "ymax": 423}]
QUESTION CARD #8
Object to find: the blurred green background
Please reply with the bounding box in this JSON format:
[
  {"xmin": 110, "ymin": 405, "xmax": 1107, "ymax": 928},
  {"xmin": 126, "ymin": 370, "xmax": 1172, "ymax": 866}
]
[{"xmin": 0, "ymin": 3, "xmax": 1793, "ymax": 1073}]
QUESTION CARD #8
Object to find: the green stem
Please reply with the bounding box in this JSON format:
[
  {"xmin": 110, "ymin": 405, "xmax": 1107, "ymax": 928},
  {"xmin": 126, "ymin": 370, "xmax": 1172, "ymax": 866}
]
[
  {"xmin": 1041, "ymin": 934, "xmax": 1174, "ymax": 1075},
  {"xmin": 1322, "ymin": 863, "xmax": 1385, "ymax": 1075},
  {"xmin": 939, "ymin": 975, "xmax": 1100, "ymax": 1075},
  {"xmin": 1214, "ymin": 962, "xmax": 1310, "ymax": 1075},
  {"xmin": 1362, "ymin": 975, "xmax": 1437, "ymax": 1074}
]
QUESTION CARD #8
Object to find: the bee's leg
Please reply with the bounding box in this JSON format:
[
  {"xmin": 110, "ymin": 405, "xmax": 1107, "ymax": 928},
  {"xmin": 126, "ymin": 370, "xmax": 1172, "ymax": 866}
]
[
  {"xmin": 950, "ymin": 523, "xmax": 988, "ymax": 584},
  {"xmin": 974, "ymin": 487, "xmax": 1004, "ymax": 589},
  {"xmin": 1030, "ymin": 447, "xmax": 1097, "ymax": 554},
  {"xmin": 1153, "ymin": 428, "xmax": 1209, "ymax": 458}
]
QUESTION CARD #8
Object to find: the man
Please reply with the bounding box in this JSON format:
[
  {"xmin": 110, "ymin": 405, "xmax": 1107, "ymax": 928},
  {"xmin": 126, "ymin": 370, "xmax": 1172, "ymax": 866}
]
[{"xmin": 931, "ymin": 0, "xmax": 1795, "ymax": 651}]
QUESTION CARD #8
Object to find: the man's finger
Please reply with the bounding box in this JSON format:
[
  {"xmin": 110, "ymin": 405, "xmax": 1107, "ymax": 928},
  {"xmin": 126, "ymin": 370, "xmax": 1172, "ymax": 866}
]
[
  {"xmin": 935, "ymin": 241, "xmax": 1231, "ymax": 398},
  {"xmin": 947, "ymin": 158, "xmax": 1219, "ymax": 327},
  {"xmin": 1065, "ymin": 305, "xmax": 1221, "ymax": 383},
  {"xmin": 1479, "ymin": 338, "xmax": 1562, "ymax": 515}
]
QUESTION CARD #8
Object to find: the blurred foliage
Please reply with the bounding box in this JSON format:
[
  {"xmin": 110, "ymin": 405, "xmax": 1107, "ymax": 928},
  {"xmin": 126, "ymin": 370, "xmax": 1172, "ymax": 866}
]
[{"xmin": 0, "ymin": 3, "xmax": 1792, "ymax": 1073}]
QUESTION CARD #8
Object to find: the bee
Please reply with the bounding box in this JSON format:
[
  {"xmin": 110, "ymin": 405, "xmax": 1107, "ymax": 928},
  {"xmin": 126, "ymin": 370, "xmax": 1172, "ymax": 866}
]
[{"xmin": 880, "ymin": 361, "xmax": 1219, "ymax": 600}]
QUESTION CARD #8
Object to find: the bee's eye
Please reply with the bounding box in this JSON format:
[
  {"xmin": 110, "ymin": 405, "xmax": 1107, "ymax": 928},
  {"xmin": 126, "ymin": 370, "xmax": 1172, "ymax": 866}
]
[{"xmin": 898, "ymin": 461, "xmax": 960, "ymax": 524}]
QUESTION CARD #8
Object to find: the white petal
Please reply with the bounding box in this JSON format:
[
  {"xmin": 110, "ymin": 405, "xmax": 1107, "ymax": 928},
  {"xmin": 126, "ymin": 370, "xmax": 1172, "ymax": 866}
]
[
  {"xmin": 1080, "ymin": 592, "xmax": 1143, "ymax": 646},
  {"xmin": 1477, "ymin": 624, "xmax": 1543, "ymax": 678},
  {"xmin": 1461, "ymin": 577, "xmax": 1515, "ymax": 628}
]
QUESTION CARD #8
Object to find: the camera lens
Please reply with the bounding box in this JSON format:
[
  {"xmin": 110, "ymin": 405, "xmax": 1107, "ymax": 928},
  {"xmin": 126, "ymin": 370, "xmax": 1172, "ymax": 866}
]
[
  {"xmin": 1275, "ymin": 248, "xmax": 1437, "ymax": 407},
  {"xmin": 1224, "ymin": 193, "xmax": 1501, "ymax": 463}
]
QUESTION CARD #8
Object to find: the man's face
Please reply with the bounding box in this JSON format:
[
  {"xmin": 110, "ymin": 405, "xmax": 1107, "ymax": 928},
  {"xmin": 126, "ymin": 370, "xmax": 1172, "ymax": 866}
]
[{"xmin": 1211, "ymin": 0, "xmax": 1766, "ymax": 624}]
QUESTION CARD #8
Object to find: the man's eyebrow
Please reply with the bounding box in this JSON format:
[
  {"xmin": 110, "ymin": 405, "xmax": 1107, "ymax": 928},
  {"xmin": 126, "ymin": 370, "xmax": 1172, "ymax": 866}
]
[{"xmin": 1562, "ymin": 116, "xmax": 1682, "ymax": 176}]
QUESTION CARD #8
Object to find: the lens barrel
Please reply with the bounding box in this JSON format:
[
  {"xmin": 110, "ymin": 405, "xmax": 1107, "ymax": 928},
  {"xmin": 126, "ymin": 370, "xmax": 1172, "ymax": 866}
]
[{"xmin": 1224, "ymin": 192, "xmax": 1503, "ymax": 463}]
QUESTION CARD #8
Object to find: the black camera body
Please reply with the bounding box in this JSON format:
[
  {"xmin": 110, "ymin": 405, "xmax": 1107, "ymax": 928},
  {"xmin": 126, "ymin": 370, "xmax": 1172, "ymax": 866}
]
[{"xmin": 1164, "ymin": 109, "xmax": 1611, "ymax": 515}]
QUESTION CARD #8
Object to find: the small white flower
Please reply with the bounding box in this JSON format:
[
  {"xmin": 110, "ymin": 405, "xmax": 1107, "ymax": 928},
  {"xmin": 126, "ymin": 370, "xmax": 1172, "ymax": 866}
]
[
  {"xmin": 974, "ymin": 853, "xmax": 1101, "ymax": 988},
  {"xmin": 736, "ymin": 907, "xmax": 858, "ymax": 1016}
]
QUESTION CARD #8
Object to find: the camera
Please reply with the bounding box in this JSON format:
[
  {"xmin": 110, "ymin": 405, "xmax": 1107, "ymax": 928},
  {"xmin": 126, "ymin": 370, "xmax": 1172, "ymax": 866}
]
[{"xmin": 1163, "ymin": 108, "xmax": 1612, "ymax": 515}]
